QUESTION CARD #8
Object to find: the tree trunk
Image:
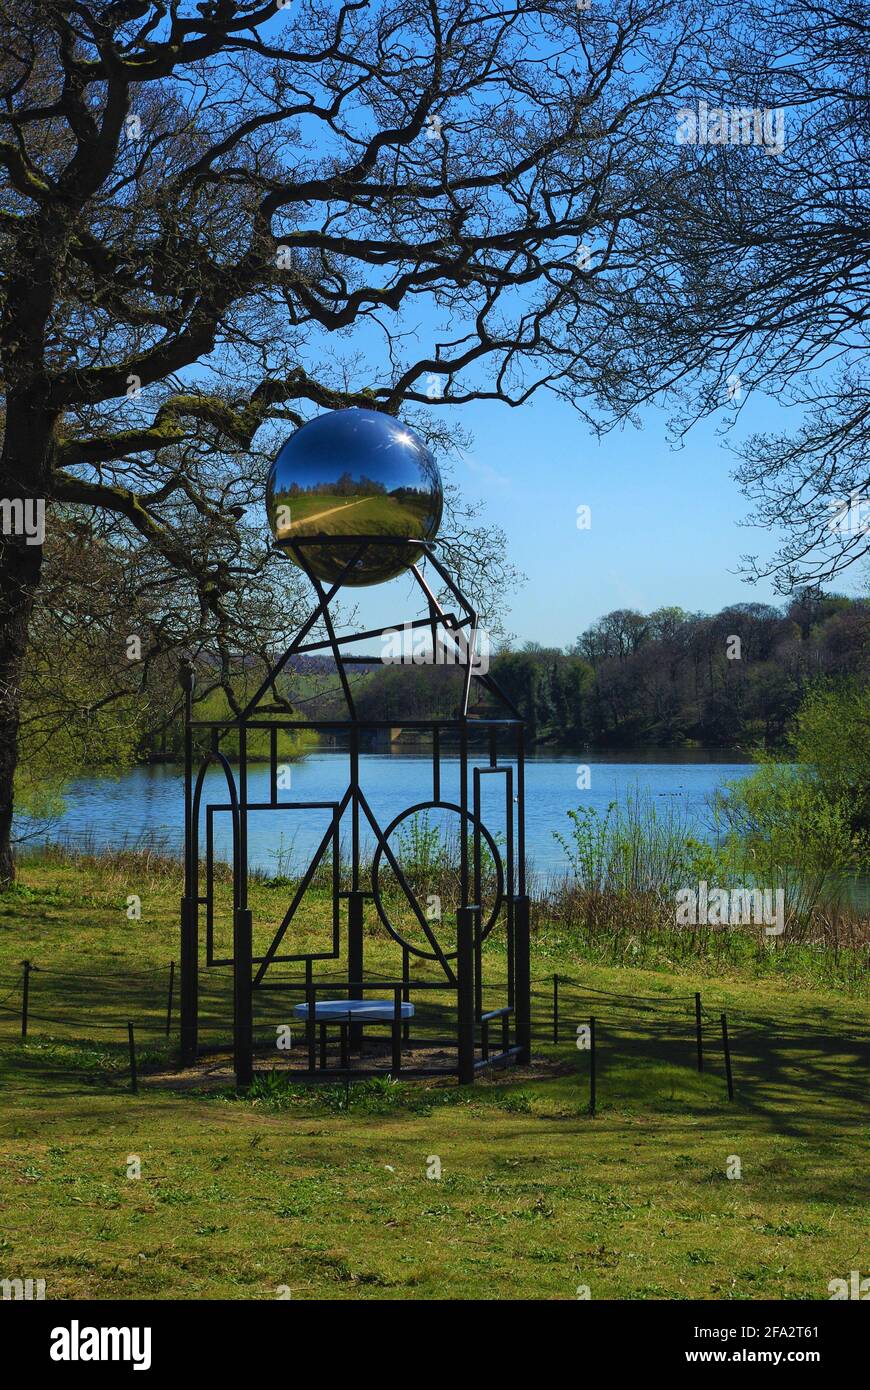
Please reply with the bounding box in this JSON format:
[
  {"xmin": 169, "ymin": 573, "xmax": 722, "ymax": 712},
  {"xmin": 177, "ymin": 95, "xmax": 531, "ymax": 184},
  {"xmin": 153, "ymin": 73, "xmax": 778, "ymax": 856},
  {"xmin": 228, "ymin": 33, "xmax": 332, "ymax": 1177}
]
[{"xmin": 0, "ymin": 403, "xmax": 52, "ymax": 885}]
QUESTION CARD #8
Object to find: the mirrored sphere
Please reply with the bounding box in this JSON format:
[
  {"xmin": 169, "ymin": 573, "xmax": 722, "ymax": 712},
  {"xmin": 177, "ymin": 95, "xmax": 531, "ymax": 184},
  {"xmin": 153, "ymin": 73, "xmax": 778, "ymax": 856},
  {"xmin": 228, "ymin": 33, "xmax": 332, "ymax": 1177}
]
[{"xmin": 266, "ymin": 407, "xmax": 444, "ymax": 586}]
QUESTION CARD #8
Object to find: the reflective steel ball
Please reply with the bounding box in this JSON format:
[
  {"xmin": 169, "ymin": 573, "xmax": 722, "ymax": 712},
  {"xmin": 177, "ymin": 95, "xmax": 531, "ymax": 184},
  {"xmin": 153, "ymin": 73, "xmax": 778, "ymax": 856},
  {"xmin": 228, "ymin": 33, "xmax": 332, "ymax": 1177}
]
[{"xmin": 266, "ymin": 407, "xmax": 444, "ymax": 586}]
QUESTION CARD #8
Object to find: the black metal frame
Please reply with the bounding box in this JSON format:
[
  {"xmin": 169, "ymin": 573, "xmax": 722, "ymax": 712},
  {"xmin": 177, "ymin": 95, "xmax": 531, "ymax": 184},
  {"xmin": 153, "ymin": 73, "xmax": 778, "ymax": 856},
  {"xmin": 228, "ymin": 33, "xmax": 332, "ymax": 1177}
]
[{"xmin": 180, "ymin": 537, "xmax": 530, "ymax": 1086}]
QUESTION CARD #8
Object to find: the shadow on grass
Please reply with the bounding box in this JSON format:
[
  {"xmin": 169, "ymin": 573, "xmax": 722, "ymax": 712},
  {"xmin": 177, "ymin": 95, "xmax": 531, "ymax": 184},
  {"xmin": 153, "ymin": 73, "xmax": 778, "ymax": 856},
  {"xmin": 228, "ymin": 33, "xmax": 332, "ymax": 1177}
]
[{"xmin": 3, "ymin": 968, "xmax": 868, "ymax": 1164}]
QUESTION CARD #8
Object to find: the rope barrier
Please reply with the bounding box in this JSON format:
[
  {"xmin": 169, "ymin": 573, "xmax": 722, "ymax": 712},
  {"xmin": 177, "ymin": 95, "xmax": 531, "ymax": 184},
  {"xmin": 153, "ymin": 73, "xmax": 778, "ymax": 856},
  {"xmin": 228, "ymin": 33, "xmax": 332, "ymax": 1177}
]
[
  {"xmin": 3, "ymin": 962, "xmax": 858, "ymax": 1088},
  {"xmin": 542, "ymin": 995, "xmax": 683, "ymax": 1017},
  {"xmin": 30, "ymin": 965, "xmax": 168, "ymax": 980},
  {"xmin": 0, "ymin": 1003, "xmax": 168, "ymax": 1032},
  {"xmin": 544, "ymin": 976, "xmax": 696, "ymax": 1004}
]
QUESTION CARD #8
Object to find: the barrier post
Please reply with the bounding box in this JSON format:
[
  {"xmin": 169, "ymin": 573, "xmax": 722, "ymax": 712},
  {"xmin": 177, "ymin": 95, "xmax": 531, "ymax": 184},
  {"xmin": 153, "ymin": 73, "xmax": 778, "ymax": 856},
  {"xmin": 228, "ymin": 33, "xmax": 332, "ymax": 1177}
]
[
  {"xmin": 457, "ymin": 906, "xmax": 475, "ymax": 1084},
  {"xmin": 721, "ymin": 1012, "xmax": 734, "ymax": 1100},
  {"xmin": 514, "ymin": 895, "xmax": 531, "ymax": 1064},
  {"xmin": 128, "ymin": 1022, "xmax": 138, "ymax": 1094},
  {"xmin": 165, "ymin": 960, "xmax": 175, "ymax": 1038},
  {"xmin": 233, "ymin": 908, "xmax": 253, "ymax": 1087},
  {"xmin": 391, "ymin": 986, "xmax": 402, "ymax": 1077},
  {"xmin": 21, "ymin": 959, "xmax": 31, "ymax": 1040}
]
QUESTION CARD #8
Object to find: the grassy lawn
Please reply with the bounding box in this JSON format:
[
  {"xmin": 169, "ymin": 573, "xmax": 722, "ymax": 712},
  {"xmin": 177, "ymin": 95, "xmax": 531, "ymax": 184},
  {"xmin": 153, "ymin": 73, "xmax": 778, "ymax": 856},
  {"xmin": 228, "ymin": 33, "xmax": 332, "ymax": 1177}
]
[
  {"xmin": 0, "ymin": 855, "xmax": 867, "ymax": 1301},
  {"xmin": 280, "ymin": 492, "xmax": 426, "ymax": 538}
]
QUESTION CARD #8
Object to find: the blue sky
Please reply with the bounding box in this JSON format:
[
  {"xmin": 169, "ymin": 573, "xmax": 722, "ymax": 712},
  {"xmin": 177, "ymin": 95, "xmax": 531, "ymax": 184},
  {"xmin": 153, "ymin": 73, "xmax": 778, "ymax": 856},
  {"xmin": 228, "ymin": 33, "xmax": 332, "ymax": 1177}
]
[
  {"xmin": 337, "ymin": 385, "xmax": 857, "ymax": 650},
  {"xmin": 237, "ymin": 11, "xmax": 863, "ymax": 650},
  {"xmin": 448, "ymin": 390, "xmax": 780, "ymax": 646}
]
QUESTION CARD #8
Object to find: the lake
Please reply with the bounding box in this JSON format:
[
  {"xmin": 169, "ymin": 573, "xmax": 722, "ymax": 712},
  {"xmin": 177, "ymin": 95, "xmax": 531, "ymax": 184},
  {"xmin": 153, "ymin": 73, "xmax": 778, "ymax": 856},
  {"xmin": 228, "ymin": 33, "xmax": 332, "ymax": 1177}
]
[{"xmin": 32, "ymin": 748, "xmax": 756, "ymax": 876}]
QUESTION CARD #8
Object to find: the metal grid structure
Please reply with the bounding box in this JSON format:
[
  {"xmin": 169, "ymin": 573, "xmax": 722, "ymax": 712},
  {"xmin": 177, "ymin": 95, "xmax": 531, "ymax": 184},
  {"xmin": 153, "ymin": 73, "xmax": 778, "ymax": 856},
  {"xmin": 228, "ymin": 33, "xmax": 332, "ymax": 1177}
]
[{"xmin": 179, "ymin": 536, "xmax": 531, "ymax": 1085}]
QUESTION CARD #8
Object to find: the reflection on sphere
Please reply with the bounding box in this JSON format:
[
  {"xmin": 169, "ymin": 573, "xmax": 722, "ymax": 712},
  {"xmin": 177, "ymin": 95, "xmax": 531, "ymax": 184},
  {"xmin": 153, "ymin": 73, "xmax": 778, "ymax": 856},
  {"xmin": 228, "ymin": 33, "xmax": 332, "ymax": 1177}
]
[{"xmin": 266, "ymin": 407, "xmax": 443, "ymax": 586}]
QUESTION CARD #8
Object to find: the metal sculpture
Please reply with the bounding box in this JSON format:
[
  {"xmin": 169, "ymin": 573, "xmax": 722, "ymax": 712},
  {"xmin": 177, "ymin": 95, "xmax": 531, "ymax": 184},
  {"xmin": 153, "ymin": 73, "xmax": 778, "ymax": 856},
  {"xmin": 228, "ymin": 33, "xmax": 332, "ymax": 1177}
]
[{"xmin": 180, "ymin": 408, "xmax": 529, "ymax": 1085}]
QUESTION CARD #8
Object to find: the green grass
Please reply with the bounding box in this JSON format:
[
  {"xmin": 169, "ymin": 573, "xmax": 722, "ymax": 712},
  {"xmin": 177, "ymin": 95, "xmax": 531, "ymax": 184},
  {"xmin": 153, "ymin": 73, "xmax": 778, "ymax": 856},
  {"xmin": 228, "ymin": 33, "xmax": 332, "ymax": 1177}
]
[
  {"xmin": 280, "ymin": 492, "xmax": 425, "ymax": 538},
  {"xmin": 0, "ymin": 855, "xmax": 867, "ymax": 1300}
]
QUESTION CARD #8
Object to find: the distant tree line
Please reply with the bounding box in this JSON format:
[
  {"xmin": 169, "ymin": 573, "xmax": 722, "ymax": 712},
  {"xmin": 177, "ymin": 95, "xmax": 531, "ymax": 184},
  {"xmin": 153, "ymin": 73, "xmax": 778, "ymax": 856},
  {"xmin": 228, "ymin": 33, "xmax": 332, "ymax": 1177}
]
[
  {"xmin": 493, "ymin": 591, "xmax": 869, "ymax": 748},
  {"xmin": 338, "ymin": 589, "xmax": 870, "ymax": 748},
  {"xmin": 280, "ymin": 472, "xmax": 388, "ymax": 498}
]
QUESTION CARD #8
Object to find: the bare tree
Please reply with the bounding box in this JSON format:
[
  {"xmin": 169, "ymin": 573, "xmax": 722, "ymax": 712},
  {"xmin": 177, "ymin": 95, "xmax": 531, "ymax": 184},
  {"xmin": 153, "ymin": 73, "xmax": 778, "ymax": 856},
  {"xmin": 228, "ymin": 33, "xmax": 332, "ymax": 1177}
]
[
  {"xmin": 620, "ymin": 0, "xmax": 870, "ymax": 592},
  {"xmin": 0, "ymin": 0, "xmax": 704, "ymax": 880},
  {"xmin": 18, "ymin": 439, "xmax": 306, "ymax": 803}
]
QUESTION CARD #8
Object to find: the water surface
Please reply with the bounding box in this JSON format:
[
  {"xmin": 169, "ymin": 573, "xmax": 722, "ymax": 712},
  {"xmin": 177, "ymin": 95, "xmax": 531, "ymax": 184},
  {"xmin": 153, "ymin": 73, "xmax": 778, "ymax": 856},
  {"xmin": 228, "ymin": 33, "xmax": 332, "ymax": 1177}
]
[{"xmin": 35, "ymin": 748, "xmax": 756, "ymax": 875}]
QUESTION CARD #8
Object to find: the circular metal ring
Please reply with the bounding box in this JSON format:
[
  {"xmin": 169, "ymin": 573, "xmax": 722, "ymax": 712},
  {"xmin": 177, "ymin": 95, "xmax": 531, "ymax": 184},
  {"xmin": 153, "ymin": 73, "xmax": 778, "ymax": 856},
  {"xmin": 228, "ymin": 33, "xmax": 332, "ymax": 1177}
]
[{"xmin": 370, "ymin": 799, "xmax": 504, "ymax": 961}]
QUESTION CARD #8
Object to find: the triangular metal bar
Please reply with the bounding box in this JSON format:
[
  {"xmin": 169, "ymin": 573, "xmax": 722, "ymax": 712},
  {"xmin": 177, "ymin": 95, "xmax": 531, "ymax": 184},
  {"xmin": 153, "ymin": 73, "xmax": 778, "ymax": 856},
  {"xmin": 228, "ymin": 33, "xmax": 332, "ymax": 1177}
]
[
  {"xmin": 252, "ymin": 783, "xmax": 354, "ymax": 986},
  {"xmin": 410, "ymin": 559, "xmax": 521, "ymax": 718},
  {"xmin": 287, "ymin": 541, "xmax": 361, "ymax": 719},
  {"xmin": 473, "ymin": 668, "xmax": 524, "ymax": 721},
  {"xmin": 293, "ymin": 611, "xmax": 465, "ymax": 657},
  {"xmin": 231, "ymin": 542, "xmax": 369, "ymax": 726},
  {"xmin": 357, "ymin": 788, "xmax": 458, "ymax": 985},
  {"xmin": 418, "ymin": 548, "xmax": 480, "ymax": 716}
]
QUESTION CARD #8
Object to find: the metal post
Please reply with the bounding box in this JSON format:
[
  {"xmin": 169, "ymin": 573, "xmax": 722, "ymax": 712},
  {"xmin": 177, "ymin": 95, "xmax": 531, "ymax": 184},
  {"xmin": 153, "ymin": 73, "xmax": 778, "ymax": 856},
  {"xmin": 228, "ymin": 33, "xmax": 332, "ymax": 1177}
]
[
  {"xmin": 589, "ymin": 1015, "xmax": 596, "ymax": 1116},
  {"xmin": 506, "ymin": 766, "xmax": 515, "ymax": 1009},
  {"xmin": 516, "ymin": 725, "xmax": 526, "ymax": 898},
  {"xmin": 128, "ymin": 1022, "xmax": 138, "ymax": 1094},
  {"xmin": 348, "ymin": 891, "xmax": 364, "ymax": 1048},
  {"xmin": 721, "ymin": 1012, "xmax": 734, "ymax": 1101},
  {"xmin": 350, "ymin": 722, "xmax": 361, "ymax": 891},
  {"xmin": 514, "ymin": 895, "xmax": 531, "ymax": 1064},
  {"xmin": 21, "ymin": 959, "xmax": 30, "ymax": 1040},
  {"xmin": 165, "ymin": 960, "xmax": 175, "ymax": 1038},
  {"xmin": 695, "ymin": 991, "xmax": 703, "ymax": 1072},
  {"xmin": 179, "ymin": 660, "xmax": 197, "ymax": 1064},
  {"xmin": 344, "ymin": 1016, "xmax": 351, "ymax": 1110},
  {"xmin": 473, "ymin": 768, "xmax": 483, "ymax": 1025},
  {"xmin": 348, "ymin": 892, "xmax": 364, "ymax": 990},
  {"xmin": 457, "ymin": 906, "xmax": 475, "ymax": 1084},
  {"xmin": 553, "ymin": 973, "xmax": 559, "ymax": 1044},
  {"xmin": 307, "ymin": 983, "xmax": 316, "ymax": 1072},
  {"xmin": 457, "ymin": 721, "xmax": 474, "ymax": 1084},
  {"xmin": 402, "ymin": 947, "xmax": 410, "ymax": 1043},
  {"xmin": 392, "ymin": 985, "xmax": 402, "ymax": 1077},
  {"xmin": 233, "ymin": 908, "xmax": 253, "ymax": 1086},
  {"xmin": 180, "ymin": 898, "xmax": 197, "ymax": 1064}
]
